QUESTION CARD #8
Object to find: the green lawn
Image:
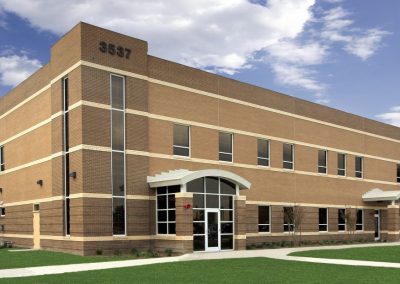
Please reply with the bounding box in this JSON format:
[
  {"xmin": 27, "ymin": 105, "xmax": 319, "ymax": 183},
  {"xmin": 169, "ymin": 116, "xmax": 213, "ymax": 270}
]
[
  {"xmin": 1, "ymin": 257, "xmax": 400, "ymax": 283},
  {"xmin": 0, "ymin": 248, "xmax": 136, "ymax": 269},
  {"xmin": 291, "ymin": 245, "xmax": 400, "ymax": 263}
]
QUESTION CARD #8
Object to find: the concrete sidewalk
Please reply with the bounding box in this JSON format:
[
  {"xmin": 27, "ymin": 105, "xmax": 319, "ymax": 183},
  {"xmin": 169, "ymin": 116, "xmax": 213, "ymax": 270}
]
[{"xmin": 2, "ymin": 242, "xmax": 400, "ymax": 279}]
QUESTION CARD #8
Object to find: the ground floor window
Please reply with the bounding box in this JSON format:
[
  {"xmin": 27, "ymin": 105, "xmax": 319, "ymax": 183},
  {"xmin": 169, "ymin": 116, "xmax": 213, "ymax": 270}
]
[
  {"xmin": 283, "ymin": 207, "xmax": 294, "ymax": 232},
  {"xmin": 356, "ymin": 209, "xmax": 363, "ymax": 231},
  {"xmin": 338, "ymin": 208, "xmax": 346, "ymax": 231},
  {"xmin": 156, "ymin": 185, "xmax": 179, "ymax": 234},
  {"xmin": 258, "ymin": 206, "xmax": 270, "ymax": 232},
  {"xmin": 318, "ymin": 208, "xmax": 328, "ymax": 232},
  {"xmin": 188, "ymin": 177, "xmax": 236, "ymax": 251}
]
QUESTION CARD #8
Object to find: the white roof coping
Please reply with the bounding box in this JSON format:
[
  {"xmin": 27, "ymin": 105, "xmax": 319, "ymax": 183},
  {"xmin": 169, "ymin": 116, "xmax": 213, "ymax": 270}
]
[
  {"xmin": 362, "ymin": 188, "xmax": 400, "ymax": 202},
  {"xmin": 147, "ymin": 169, "xmax": 251, "ymax": 190}
]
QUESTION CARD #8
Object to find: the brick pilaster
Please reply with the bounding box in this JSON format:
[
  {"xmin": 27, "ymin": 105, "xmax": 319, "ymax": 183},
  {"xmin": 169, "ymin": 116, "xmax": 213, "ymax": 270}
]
[
  {"xmin": 387, "ymin": 205, "xmax": 399, "ymax": 241},
  {"xmin": 234, "ymin": 195, "xmax": 247, "ymax": 250}
]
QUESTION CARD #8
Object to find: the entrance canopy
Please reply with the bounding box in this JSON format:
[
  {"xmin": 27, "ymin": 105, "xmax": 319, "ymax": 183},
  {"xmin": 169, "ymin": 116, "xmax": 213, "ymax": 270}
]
[
  {"xmin": 147, "ymin": 169, "xmax": 251, "ymax": 190},
  {"xmin": 362, "ymin": 188, "xmax": 400, "ymax": 202}
]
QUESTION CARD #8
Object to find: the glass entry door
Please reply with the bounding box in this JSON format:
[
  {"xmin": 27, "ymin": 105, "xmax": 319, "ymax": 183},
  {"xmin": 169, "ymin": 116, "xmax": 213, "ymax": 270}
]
[
  {"xmin": 374, "ymin": 210, "xmax": 380, "ymax": 241},
  {"xmin": 206, "ymin": 209, "xmax": 220, "ymax": 252}
]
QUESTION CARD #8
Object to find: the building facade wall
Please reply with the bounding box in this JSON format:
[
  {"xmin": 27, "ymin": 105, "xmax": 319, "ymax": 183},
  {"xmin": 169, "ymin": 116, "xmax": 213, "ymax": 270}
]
[{"xmin": 0, "ymin": 22, "xmax": 399, "ymax": 255}]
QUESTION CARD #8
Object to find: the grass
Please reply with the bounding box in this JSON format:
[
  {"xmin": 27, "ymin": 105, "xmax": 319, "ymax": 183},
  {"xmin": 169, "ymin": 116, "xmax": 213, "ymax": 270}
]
[
  {"xmin": 0, "ymin": 248, "xmax": 137, "ymax": 269},
  {"xmin": 2, "ymin": 257, "xmax": 400, "ymax": 283},
  {"xmin": 290, "ymin": 245, "xmax": 400, "ymax": 263}
]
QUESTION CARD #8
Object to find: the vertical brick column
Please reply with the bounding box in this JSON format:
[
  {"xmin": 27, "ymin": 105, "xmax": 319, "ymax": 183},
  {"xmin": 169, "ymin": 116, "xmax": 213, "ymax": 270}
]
[
  {"xmin": 387, "ymin": 205, "xmax": 400, "ymax": 241},
  {"xmin": 175, "ymin": 192, "xmax": 193, "ymax": 252},
  {"xmin": 234, "ymin": 195, "xmax": 247, "ymax": 250}
]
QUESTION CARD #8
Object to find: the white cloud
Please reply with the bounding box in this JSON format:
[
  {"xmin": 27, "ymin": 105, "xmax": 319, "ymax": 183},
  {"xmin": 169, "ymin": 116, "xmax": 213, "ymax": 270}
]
[
  {"xmin": 344, "ymin": 29, "xmax": 390, "ymax": 61},
  {"xmin": 376, "ymin": 106, "xmax": 400, "ymax": 127},
  {"xmin": 0, "ymin": 53, "xmax": 42, "ymax": 86},
  {"xmin": 0, "ymin": 0, "xmax": 316, "ymax": 75}
]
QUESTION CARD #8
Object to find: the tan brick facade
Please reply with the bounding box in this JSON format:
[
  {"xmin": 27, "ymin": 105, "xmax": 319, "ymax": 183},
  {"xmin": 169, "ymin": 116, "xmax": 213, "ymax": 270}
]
[{"xmin": 1, "ymin": 22, "xmax": 399, "ymax": 255}]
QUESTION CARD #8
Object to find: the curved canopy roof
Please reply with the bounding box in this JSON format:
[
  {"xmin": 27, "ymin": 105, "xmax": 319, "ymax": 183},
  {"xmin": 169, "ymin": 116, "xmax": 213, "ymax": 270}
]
[
  {"xmin": 362, "ymin": 188, "xmax": 400, "ymax": 202},
  {"xmin": 147, "ymin": 169, "xmax": 251, "ymax": 190}
]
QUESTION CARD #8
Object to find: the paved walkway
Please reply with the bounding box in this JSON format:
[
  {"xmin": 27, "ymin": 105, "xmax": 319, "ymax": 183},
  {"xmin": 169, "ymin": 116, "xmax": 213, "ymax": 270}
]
[{"xmin": 2, "ymin": 242, "xmax": 400, "ymax": 279}]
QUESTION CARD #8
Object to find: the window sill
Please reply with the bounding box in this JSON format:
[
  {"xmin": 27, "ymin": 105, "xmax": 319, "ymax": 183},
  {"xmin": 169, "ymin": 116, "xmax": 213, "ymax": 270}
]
[
  {"xmin": 173, "ymin": 155, "xmax": 191, "ymax": 160},
  {"xmin": 257, "ymin": 231, "xmax": 271, "ymax": 235},
  {"xmin": 219, "ymin": 160, "xmax": 233, "ymax": 165}
]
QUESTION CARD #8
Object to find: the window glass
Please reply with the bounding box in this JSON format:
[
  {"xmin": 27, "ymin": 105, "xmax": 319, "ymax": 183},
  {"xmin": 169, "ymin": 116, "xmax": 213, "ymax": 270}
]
[
  {"xmin": 0, "ymin": 146, "xmax": 4, "ymax": 172},
  {"xmin": 112, "ymin": 152, "xmax": 125, "ymax": 196},
  {"xmin": 355, "ymin": 156, "xmax": 363, "ymax": 178},
  {"xmin": 112, "ymin": 110, "xmax": 124, "ymax": 151},
  {"xmin": 338, "ymin": 208, "xmax": 346, "ymax": 231},
  {"xmin": 0, "ymin": 207, "xmax": 5, "ymax": 216},
  {"xmin": 187, "ymin": 178, "xmax": 204, "ymax": 193},
  {"xmin": 356, "ymin": 209, "xmax": 363, "ymax": 231},
  {"xmin": 220, "ymin": 196, "xmax": 233, "ymax": 209},
  {"xmin": 206, "ymin": 177, "xmax": 219, "ymax": 193},
  {"xmin": 258, "ymin": 206, "xmax": 270, "ymax": 232},
  {"xmin": 111, "ymin": 75, "xmax": 124, "ymax": 109},
  {"xmin": 173, "ymin": 124, "xmax": 190, "ymax": 156},
  {"xmin": 220, "ymin": 179, "xmax": 236, "ymax": 195},
  {"xmin": 156, "ymin": 186, "xmax": 177, "ymax": 234},
  {"xmin": 318, "ymin": 208, "xmax": 328, "ymax": 231},
  {"xmin": 219, "ymin": 132, "xmax": 233, "ymax": 162},
  {"xmin": 337, "ymin": 153, "xmax": 346, "ymax": 176},
  {"xmin": 206, "ymin": 195, "xmax": 219, "ymax": 208},
  {"xmin": 112, "ymin": 197, "xmax": 125, "ymax": 235},
  {"xmin": 283, "ymin": 144, "xmax": 294, "ymax": 169},
  {"xmin": 283, "ymin": 207, "xmax": 294, "ymax": 232},
  {"xmin": 257, "ymin": 139, "xmax": 270, "ymax": 166},
  {"xmin": 193, "ymin": 194, "xmax": 205, "ymax": 209},
  {"xmin": 318, "ymin": 150, "xmax": 327, "ymax": 174},
  {"xmin": 397, "ymin": 164, "xmax": 400, "ymax": 183}
]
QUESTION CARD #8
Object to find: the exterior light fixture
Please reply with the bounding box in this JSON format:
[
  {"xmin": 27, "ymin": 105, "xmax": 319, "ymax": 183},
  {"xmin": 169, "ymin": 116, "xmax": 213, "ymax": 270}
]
[
  {"xmin": 69, "ymin": 172, "xmax": 77, "ymax": 179},
  {"xmin": 36, "ymin": 180, "xmax": 43, "ymax": 186}
]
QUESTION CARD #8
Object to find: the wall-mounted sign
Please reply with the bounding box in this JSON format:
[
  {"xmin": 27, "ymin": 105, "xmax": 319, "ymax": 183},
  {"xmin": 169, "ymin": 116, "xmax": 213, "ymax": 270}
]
[{"xmin": 99, "ymin": 41, "xmax": 131, "ymax": 59}]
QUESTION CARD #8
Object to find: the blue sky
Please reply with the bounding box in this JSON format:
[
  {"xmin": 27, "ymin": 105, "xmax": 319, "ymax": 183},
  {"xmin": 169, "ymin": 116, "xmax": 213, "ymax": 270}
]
[{"xmin": 0, "ymin": 0, "xmax": 399, "ymax": 126}]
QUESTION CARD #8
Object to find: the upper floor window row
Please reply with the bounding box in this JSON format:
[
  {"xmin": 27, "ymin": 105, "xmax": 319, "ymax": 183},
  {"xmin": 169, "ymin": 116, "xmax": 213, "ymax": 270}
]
[{"xmin": 170, "ymin": 124, "xmax": 396, "ymax": 181}]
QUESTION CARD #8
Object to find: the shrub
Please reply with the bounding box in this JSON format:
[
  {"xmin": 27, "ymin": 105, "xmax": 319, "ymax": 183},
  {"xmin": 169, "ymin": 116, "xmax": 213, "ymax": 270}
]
[
  {"xmin": 164, "ymin": 248, "xmax": 173, "ymax": 257},
  {"xmin": 114, "ymin": 249, "xmax": 122, "ymax": 256},
  {"xmin": 131, "ymin": 248, "xmax": 140, "ymax": 257},
  {"xmin": 95, "ymin": 249, "xmax": 103, "ymax": 255}
]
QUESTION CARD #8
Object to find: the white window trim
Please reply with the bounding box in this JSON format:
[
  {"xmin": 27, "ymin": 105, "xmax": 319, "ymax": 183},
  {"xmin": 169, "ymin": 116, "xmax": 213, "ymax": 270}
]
[
  {"xmin": 355, "ymin": 156, "xmax": 363, "ymax": 179},
  {"xmin": 338, "ymin": 208, "xmax": 346, "ymax": 232},
  {"xmin": 173, "ymin": 124, "xmax": 191, "ymax": 158},
  {"xmin": 318, "ymin": 149, "xmax": 328, "ymax": 174},
  {"xmin": 258, "ymin": 205, "xmax": 271, "ymax": 233},
  {"xmin": 318, "ymin": 208, "xmax": 328, "ymax": 232},
  {"xmin": 219, "ymin": 132, "xmax": 233, "ymax": 163},
  {"xmin": 283, "ymin": 143, "xmax": 294, "ymax": 170},
  {"xmin": 257, "ymin": 139, "xmax": 270, "ymax": 167},
  {"xmin": 337, "ymin": 153, "xmax": 347, "ymax": 177}
]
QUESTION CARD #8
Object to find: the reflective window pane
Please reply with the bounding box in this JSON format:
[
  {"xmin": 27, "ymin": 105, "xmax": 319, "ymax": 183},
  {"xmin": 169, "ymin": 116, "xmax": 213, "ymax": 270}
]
[
  {"xmin": 219, "ymin": 153, "xmax": 232, "ymax": 162},
  {"xmin": 187, "ymin": 178, "xmax": 204, "ymax": 193},
  {"xmin": 168, "ymin": 195, "xmax": 175, "ymax": 209},
  {"xmin": 206, "ymin": 195, "xmax": 219, "ymax": 208},
  {"xmin": 193, "ymin": 210, "xmax": 205, "ymax": 221},
  {"xmin": 158, "ymin": 223, "xmax": 167, "ymax": 234},
  {"xmin": 111, "ymin": 75, "xmax": 124, "ymax": 110},
  {"xmin": 168, "ymin": 185, "xmax": 180, "ymax": 193},
  {"xmin": 157, "ymin": 187, "xmax": 167, "ymax": 195},
  {"xmin": 193, "ymin": 222, "xmax": 205, "ymax": 234},
  {"xmin": 220, "ymin": 196, "xmax": 233, "ymax": 209},
  {"xmin": 157, "ymin": 195, "xmax": 167, "ymax": 210},
  {"xmin": 258, "ymin": 225, "xmax": 270, "ymax": 232},
  {"xmin": 220, "ymin": 210, "xmax": 233, "ymax": 221},
  {"xmin": 112, "ymin": 198, "xmax": 125, "ymax": 235},
  {"xmin": 221, "ymin": 235, "xmax": 233, "ymax": 250},
  {"xmin": 283, "ymin": 144, "xmax": 293, "ymax": 162},
  {"xmin": 219, "ymin": 132, "xmax": 232, "ymax": 154},
  {"xmin": 258, "ymin": 158, "xmax": 269, "ymax": 167},
  {"xmin": 221, "ymin": 222, "xmax": 233, "ymax": 233},
  {"xmin": 257, "ymin": 139, "xmax": 269, "ymax": 159},
  {"xmin": 173, "ymin": 124, "xmax": 189, "ymax": 148},
  {"xmin": 220, "ymin": 179, "xmax": 236, "ymax": 195},
  {"xmin": 173, "ymin": 147, "xmax": 189, "ymax": 156},
  {"xmin": 168, "ymin": 210, "xmax": 176, "ymax": 222},
  {"xmin": 157, "ymin": 210, "xmax": 167, "ymax": 222},
  {"xmin": 206, "ymin": 177, "xmax": 219, "ymax": 193},
  {"xmin": 112, "ymin": 152, "xmax": 125, "ymax": 196},
  {"xmin": 112, "ymin": 110, "xmax": 124, "ymax": 151},
  {"xmin": 193, "ymin": 194, "xmax": 204, "ymax": 209},
  {"xmin": 258, "ymin": 206, "xmax": 270, "ymax": 225},
  {"xmin": 168, "ymin": 223, "xmax": 176, "ymax": 234},
  {"xmin": 318, "ymin": 150, "xmax": 327, "ymax": 167},
  {"xmin": 193, "ymin": 236, "xmax": 205, "ymax": 251}
]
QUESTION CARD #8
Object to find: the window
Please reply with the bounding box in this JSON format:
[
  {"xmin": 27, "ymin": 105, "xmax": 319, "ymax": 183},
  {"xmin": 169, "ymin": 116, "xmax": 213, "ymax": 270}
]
[
  {"xmin": 355, "ymin": 156, "xmax": 363, "ymax": 178},
  {"xmin": 283, "ymin": 207, "xmax": 294, "ymax": 232},
  {"xmin": 356, "ymin": 209, "xmax": 363, "ymax": 231},
  {"xmin": 318, "ymin": 150, "xmax": 327, "ymax": 174},
  {"xmin": 257, "ymin": 139, "xmax": 270, "ymax": 167},
  {"xmin": 338, "ymin": 208, "xmax": 346, "ymax": 231},
  {"xmin": 0, "ymin": 207, "xmax": 4, "ymax": 217},
  {"xmin": 337, "ymin": 153, "xmax": 346, "ymax": 176},
  {"xmin": 173, "ymin": 124, "xmax": 190, "ymax": 156},
  {"xmin": 318, "ymin": 208, "xmax": 328, "ymax": 232},
  {"xmin": 33, "ymin": 204, "xmax": 40, "ymax": 212},
  {"xmin": 397, "ymin": 164, "xmax": 400, "ymax": 183},
  {"xmin": 157, "ymin": 185, "xmax": 179, "ymax": 235},
  {"xmin": 258, "ymin": 206, "xmax": 270, "ymax": 232},
  {"xmin": 219, "ymin": 132, "xmax": 233, "ymax": 162},
  {"xmin": 283, "ymin": 144, "xmax": 294, "ymax": 170},
  {"xmin": 0, "ymin": 145, "xmax": 4, "ymax": 171},
  {"xmin": 111, "ymin": 74, "xmax": 126, "ymax": 235},
  {"xmin": 62, "ymin": 77, "xmax": 70, "ymax": 236}
]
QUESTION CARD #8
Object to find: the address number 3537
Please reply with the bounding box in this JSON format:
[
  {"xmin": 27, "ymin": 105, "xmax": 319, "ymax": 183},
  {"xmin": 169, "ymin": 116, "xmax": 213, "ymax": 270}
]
[{"xmin": 99, "ymin": 41, "xmax": 131, "ymax": 59}]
